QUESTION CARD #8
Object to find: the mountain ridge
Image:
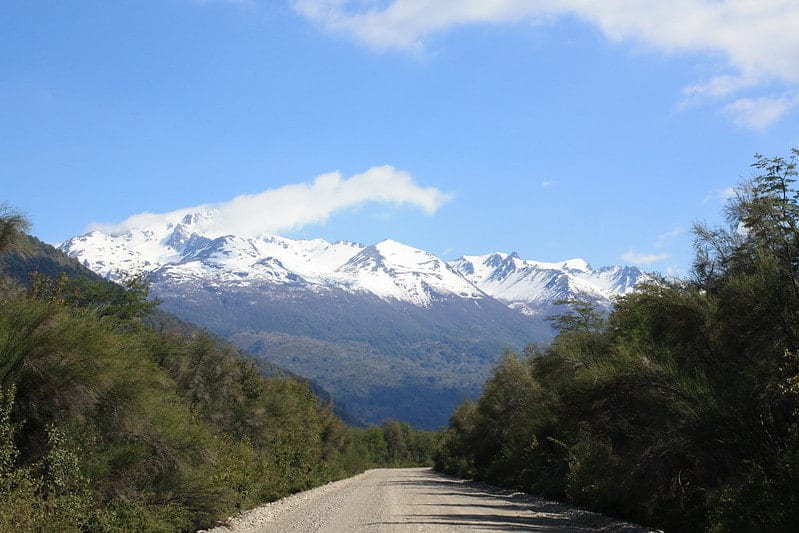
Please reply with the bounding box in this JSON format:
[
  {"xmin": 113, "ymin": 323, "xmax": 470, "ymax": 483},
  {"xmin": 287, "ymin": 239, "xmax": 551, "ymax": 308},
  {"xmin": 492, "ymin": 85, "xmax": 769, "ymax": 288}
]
[
  {"xmin": 60, "ymin": 210, "xmax": 645, "ymax": 311},
  {"xmin": 59, "ymin": 211, "xmax": 648, "ymax": 427}
]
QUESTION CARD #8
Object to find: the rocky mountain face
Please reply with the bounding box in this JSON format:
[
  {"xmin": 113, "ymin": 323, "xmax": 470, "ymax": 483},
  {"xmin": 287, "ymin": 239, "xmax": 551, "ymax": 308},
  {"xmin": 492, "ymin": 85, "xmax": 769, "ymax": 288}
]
[{"xmin": 60, "ymin": 210, "xmax": 646, "ymax": 428}]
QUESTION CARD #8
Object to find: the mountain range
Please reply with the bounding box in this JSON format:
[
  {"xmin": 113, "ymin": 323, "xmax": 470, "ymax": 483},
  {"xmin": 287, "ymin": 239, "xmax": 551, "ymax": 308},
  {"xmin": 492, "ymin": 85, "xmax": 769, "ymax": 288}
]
[{"xmin": 59, "ymin": 209, "xmax": 647, "ymax": 427}]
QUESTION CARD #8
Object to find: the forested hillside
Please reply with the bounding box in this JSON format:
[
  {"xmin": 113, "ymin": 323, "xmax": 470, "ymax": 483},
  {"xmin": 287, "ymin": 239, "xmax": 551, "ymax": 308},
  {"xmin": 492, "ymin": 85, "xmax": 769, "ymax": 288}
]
[
  {"xmin": 435, "ymin": 150, "xmax": 799, "ymax": 532},
  {"xmin": 0, "ymin": 211, "xmax": 437, "ymax": 532}
]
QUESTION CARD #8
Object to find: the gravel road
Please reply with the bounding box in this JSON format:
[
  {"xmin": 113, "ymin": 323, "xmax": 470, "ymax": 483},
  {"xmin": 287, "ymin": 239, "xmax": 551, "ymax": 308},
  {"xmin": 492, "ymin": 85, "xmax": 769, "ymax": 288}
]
[{"xmin": 200, "ymin": 467, "xmax": 659, "ymax": 532}]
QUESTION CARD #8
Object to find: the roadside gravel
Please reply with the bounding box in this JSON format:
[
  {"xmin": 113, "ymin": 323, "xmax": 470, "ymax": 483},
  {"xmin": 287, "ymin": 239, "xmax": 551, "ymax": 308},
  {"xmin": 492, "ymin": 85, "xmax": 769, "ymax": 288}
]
[{"xmin": 199, "ymin": 467, "xmax": 661, "ymax": 532}]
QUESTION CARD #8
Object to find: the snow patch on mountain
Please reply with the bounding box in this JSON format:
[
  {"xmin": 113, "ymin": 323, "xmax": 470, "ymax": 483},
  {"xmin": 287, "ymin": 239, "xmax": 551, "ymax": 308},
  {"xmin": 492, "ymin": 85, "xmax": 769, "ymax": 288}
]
[
  {"xmin": 450, "ymin": 252, "xmax": 645, "ymax": 315},
  {"xmin": 59, "ymin": 212, "xmax": 483, "ymax": 305},
  {"xmin": 330, "ymin": 239, "xmax": 484, "ymax": 305},
  {"xmin": 60, "ymin": 210, "xmax": 647, "ymax": 310}
]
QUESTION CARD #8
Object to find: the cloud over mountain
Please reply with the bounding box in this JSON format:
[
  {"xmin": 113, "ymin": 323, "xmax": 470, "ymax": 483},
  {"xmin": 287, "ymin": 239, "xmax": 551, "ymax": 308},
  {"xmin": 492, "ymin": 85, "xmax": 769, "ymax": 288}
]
[
  {"xmin": 89, "ymin": 165, "xmax": 452, "ymax": 238},
  {"xmin": 621, "ymin": 249, "xmax": 669, "ymax": 266}
]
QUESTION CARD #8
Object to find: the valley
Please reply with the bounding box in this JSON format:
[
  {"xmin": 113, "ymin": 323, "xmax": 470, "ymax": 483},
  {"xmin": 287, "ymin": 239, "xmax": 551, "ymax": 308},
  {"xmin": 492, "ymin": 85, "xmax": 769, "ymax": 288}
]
[{"xmin": 59, "ymin": 212, "xmax": 645, "ymax": 427}]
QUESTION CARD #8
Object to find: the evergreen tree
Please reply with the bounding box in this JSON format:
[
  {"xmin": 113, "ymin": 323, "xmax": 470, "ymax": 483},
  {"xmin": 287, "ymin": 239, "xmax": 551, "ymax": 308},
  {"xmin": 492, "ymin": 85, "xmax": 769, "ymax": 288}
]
[{"xmin": 435, "ymin": 149, "xmax": 799, "ymax": 532}]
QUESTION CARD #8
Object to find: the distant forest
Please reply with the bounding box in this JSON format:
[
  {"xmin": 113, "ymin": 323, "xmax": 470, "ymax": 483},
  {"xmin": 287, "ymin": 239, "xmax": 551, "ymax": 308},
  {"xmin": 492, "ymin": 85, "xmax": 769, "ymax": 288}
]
[
  {"xmin": 434, "ymin": 150, "xmax": 799, "ymax": 531},
  {"xmin": 0, "ymin": 217, "xmax": 438, "ymax": 532}
]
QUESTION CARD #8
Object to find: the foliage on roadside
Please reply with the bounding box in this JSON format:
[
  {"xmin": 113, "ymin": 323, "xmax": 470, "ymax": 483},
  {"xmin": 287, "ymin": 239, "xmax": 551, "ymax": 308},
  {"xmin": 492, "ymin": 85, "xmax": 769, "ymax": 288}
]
[
  {"xmin": 0, "ymin": 224, "xmax": 438, "ymax": 532},
  {"xmin": 435, "ymin": 150, "xmax": 799, "ymax": 532}
]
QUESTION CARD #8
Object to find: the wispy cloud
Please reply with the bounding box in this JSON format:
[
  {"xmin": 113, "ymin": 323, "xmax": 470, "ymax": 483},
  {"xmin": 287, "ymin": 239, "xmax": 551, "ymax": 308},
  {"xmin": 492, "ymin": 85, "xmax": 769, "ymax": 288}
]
[
  {"xmin": 621, "ymin": 249, "xmax": 669, "ymax": 266},
  {"xmin": 704, "ymin": 186, "xmax": 737, "ymax": 204},
  {"xmin": 682, "ymin": 75, "xmax": 759, "ymax": 100},
  {"xmin": 655, "ymin": 226, "xmax": 684, "ymax": 248},
  {"xmin": 441, "ymin": 246, "xmax": 456, "ymax": 258},
  {"xmin": 718, "ymin": 187, "xmax": 737, "ymax": 201},
  {"xmin": 620, "ymin": 225, "xmax": 685, "ymax": 268},
  {"xmin": 723, "ymin": 94, "xmax": 799, "ymax": 130},
  {"xmin": 291, "ymin": 0, "xmax": 799, "ymax": 128},
  {"xmin": 91, "ymin": 165, "xmax": 452, "ymax": 237},
  {"xmin": 540, "ymin": 180, "xmax": 554, "ymax": 188},
  {"xmin": 663, "ymin": 264, "xmax": 686, "ymax": 278}
]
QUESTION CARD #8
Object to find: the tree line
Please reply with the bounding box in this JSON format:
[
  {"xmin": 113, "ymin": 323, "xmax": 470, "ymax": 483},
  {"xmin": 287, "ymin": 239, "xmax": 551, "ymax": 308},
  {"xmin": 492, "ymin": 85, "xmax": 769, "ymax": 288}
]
[
  {"xmin": 434, "ymin": 150, "xmax": 799, "ymax": 531},
  {"xmin": 0, "ymin": 213, "xmax": 438, "ymax": 532}
]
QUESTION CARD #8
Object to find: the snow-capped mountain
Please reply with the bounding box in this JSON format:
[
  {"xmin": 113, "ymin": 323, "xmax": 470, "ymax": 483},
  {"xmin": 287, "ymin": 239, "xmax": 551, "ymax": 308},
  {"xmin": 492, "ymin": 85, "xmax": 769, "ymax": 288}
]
[
  {"xmin": 60, "ymin": 210, "xmax": 645, "ymax": 312},
  {"xmin": 60, "ymin": 210, "xmax": 362, "ymax": 287},
  {"xmin": 332, "ymin": 240, "xmax": 484, "ymax": 305},
  {"xmin": 450, "ymin": 252, "xmax": 645, "ymax": 316},
  {"xmin": 58, "ymin": 209, "xmax": 648, "ymax": 428},
  {"xmin": 63, "ymin": 233, "xmax": 479, "ymax": 308}
]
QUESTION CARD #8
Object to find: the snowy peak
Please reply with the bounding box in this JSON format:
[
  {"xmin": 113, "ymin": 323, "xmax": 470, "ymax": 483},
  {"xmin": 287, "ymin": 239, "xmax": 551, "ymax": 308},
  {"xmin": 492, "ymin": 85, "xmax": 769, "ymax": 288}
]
[
  {"xmin": 59, "ymin": 216, "xmax": 646, "ymax": 311},
  {"xmin": 162, "ymin": 212, "xmax": 217, "ymax": 253},
  {"xmin": 62, "ymin": 209, "xmax": 224, "ymax": 279},
  {"xmin": 483, "ymin": 253, "xmax": 519, "ymax": 281},
  {"xmin": 59, "ymin": 220, "xmax": 481, "ymax": 305},
  {"xmin": 60, "ymin": 231, "xmax": 164, "ymax": 278},
  {"xmin": 333, "ymin": 239, "xmax": 484, "ymax": 305},
  {"xmin": 450, "ymin": 252, "xmax": 646, "ymax": 315}
]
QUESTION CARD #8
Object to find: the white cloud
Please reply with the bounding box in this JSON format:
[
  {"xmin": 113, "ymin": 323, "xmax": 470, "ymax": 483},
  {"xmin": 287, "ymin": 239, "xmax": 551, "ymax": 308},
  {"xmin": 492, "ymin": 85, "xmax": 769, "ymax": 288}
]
[
  {"xmin": 655, "ymin": 226, "xmax": 684, "ymax": 248},
  {"xmin": 723, "ymin": 94, "xmax": 799, "ymax": 130},
  {"xmin": 540, "ymin": 180, "xmax": 554, "ymax": 188},
  {"xmin": 441, "ymin": 246, "xmax": 456, "ymax": 258},
  {"xmin": 621, "ymin": 249, "xmax": 669, "ymax": 266},
  {"xmin": 682, "ymin": 75, "xmax": 758, "ymax": 100},
  {"xmin": 718, "ymin": 187, "xmax": 737, "ymax": 201},
  {"xmin": 664, "ymin": 264, "xmax": 684, "ymax": 277},
  {"xmin": 92, "ymin": 165, "xmax": 452, "ymax": 237},
  {"xmin": 702, "ymin": 186, "xmax": 737, "ymax": 205},
  {"xmin": 291, "ymin": 0, "xmax": 555, "ymax": 52},
  {"xmin": 292, "ymin": 0, "xmax": 799, "ymax": 127}
]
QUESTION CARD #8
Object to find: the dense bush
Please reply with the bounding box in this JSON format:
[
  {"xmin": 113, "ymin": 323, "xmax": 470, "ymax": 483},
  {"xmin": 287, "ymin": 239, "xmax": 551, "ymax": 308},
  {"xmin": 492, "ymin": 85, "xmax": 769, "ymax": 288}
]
[
  {"xmin": 435, "ymin": 150, "xmax": 799, "ymax": 532},
  {"xmin": 0, "ymin": 229, "xmax": 438, "ymax": 531}
]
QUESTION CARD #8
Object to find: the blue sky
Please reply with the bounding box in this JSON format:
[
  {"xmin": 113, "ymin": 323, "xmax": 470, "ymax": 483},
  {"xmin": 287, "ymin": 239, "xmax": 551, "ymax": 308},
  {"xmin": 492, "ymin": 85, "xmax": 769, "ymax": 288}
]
[{"xmin": 2, "ymin": 1, "xmax": 798, "ymax": 275}]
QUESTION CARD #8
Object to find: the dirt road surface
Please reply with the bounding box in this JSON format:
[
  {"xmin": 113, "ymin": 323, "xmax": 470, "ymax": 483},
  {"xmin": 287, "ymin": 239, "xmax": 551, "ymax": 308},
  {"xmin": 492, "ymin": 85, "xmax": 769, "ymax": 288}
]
[{"xmin": 201, "ymin": 467, "xmax": 658, "ymax": 532}]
